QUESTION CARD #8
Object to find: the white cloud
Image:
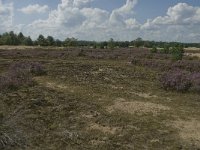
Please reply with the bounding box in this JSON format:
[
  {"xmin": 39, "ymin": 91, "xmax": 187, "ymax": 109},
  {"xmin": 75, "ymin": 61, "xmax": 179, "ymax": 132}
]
[
  {"xmin": 143, "ymin": 3, "xmax": 200, "ymax": 27},
  {"xmin": 109, "ymin": 0, "xmax": 138, "ymax": 26},
  {"xmin": 13, "ymin": 1, "xmax": 200, "ymax": 43},
  {"xmin": 125, "ymin": 18, "xmax": 141, "ymax": 29},
  {"xmin": 141, "ymin": 3, "xmax": 200, "ymax": 42},
  {"xmin": 18, "ymin": 4, "xmax": 49, "ymax": 14},
  {"xmin": 73, "ymin": 0, "xmax": 94, "ymax": 8},
  {"xmin": 24, "ymin": 0, "xmax": 140, "ymax": 41},
  {"xmin": 0, "ymin": 0, "xmax": 13, "ymax": 32}
]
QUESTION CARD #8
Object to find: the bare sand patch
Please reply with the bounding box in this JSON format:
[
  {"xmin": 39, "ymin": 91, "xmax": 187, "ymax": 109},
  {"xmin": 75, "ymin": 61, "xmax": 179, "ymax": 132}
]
[
  {"xmin": 131, "ymin": 92, "xmax": 158, "ymax": 99},
  {"xmin": 46, "ymin": 82, "xmax": 68, "ymax": 90},
  {"xmin": 89, "ymin": 139, "xmax": 105, "ymax": 146},
  {"xmin": 173, "ymin": 119, "xmax": 200, "ymax": 146},
  {"xmin": 107, "ymin": 99, "xmax": 170, "ymax": 115},
  {"xmin": 88, "ymin": 123, "xmax": 120, "ymax": 135},
  {"xmin": 34, "ymin": 77, "xmax": 75, "ymax": 92},
  {"xmin": 186, "ymin": 53, "xmax": 200, "ymax": 58}
]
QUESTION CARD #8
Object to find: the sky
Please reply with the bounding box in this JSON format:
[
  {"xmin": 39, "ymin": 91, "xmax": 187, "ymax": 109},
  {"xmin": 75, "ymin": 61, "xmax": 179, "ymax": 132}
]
[{"xmin": 0, "ymin": 0, "xmax": 200, "ymax": 42}]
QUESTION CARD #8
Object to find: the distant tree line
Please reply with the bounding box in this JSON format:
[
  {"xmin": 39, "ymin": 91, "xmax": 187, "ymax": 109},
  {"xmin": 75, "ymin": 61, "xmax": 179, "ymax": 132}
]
[{"xmin": 0, "ymin": 31, "xmax": 200, "ymax": 48}]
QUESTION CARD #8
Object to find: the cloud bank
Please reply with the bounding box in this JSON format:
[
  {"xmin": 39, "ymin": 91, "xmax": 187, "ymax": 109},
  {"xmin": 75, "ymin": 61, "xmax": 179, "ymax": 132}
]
[
  {"xmin": 18, "ymin": 4, "xmax": 49, "ymax": 14},
  {"xmin": 0, "ymin": 0, "xmax": 200, "ymax": 42}
]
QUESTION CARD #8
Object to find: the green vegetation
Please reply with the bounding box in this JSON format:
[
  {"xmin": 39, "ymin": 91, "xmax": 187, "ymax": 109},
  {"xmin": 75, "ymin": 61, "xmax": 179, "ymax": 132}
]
[
  {"xmin": 0, "ymin": 31, "xmax": 200, "ymax": 48},
  {"xmin": 0, "ymin": 47, "xmax": 200, "ymax": 149}
]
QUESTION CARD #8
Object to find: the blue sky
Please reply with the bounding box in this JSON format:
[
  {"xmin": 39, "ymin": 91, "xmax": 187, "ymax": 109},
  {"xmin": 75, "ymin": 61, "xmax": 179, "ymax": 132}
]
[{"xmin": 0, "ymin": 0, "xmax": 200, "ymax": 42}]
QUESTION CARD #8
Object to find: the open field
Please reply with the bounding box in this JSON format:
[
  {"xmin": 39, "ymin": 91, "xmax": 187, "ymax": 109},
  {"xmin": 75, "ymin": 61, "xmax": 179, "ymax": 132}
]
[
  {"xmin": 0, "ymin": 47, "xmax": 200, "ymax": 149},
  {"xmin": 185, "ymin": 47, "xmax": 200, "ymax": 58}
]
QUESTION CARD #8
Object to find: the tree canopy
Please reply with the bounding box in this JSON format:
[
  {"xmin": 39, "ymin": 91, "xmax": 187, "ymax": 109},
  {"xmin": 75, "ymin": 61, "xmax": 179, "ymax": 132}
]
[{"xmin": 0, "ymin": 31, "xmax": 199, "ymax": 48}]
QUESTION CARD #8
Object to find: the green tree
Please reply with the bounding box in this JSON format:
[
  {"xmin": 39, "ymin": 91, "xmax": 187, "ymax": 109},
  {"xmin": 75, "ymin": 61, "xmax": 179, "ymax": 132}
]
[
  {"xmin": 55, "ymin": 39, "xmax": 62, "ymax": 47},
  {"xmin": 108, "ymin": 38, "xmax": 115, "ymax": 49},
  {"xmin": 170, "ymin": 45, "xmax": 184, "ymax": 61},
  {"xmin": 134, "ymin": 37, "xmax": 143, "ymax": 48},
  {"xmin": 37, "ymin": 34, "xmax": 48, "ymax": 46},
  {"xmin": 18, "ymin": 32, "xmax": 25, "ymax": 44},
  {"xmin": 47, "ymin": 36, "xmax": 55, "ymax": 46},
  {"xmin": 64, "ymin": 37, "xmax": 78, "ymax": 47},
  {"xmin": 23, "ymin": 36, "xmax": 33, "ymax": 46},
  {"xmin": 150, "ymin": 46, "xmax": 157, "ymax": 53}
]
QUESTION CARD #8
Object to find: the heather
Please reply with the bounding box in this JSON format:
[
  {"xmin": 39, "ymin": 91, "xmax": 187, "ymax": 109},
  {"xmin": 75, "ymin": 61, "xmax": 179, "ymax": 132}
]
[
  {"xmin": 0, "ymin": 47, "xmax": 200, "ymax": 149},
  {"xmin": 0, "ymin": 61, "xmax": 46, "ymax": 91}
]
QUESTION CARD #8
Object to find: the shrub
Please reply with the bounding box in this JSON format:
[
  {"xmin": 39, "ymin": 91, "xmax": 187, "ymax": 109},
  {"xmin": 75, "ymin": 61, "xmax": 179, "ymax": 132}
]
[
  {"xmin": 190, "ymin": 73, "xmax": 200, "ymax": 92},
  {"xmin": 159, "ymin": 69, "xmax": 192, "ymax": 92},
  {"xmin": 170, "ymin": 46, "xmax": 184, "ymax": 61},
  {"xmin": 9, "ymin": 61, "xmax": 46, "ymax": 76},
  {"xmin": 0, "ymin": 69, "xmax": 33, "ymax": 91},
  {"xmin": 0, "ymin": 61, "xmax": 46, "ymax": 91},
  {"xmin": 150, "ymin": 46, "xmax": 157, "ymax": 53}
]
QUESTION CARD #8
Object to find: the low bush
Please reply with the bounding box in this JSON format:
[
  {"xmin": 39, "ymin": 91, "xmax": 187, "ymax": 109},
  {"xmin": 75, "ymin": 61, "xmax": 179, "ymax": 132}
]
[
  {"xmin": 0, "ymin": 70, "xmax": 33, "ymax": 90},
  {"xmin": 150, "ymin": 46, "xmax": 157, "ymax": 53},
  {"xmin": 159, "ymin": 70, "xmax": 191, "ymax": 92},
  {"xmin": 170, "ymin": 46, "xmax": 184, "ymax": 61},
  {"xmin": 9, "ymin": 61, "xmax": 46, "ymax": 76},
  {"xmin": 190, "ymin": 73, "xmax": 200, "ymax": 92},
  {"xmin": 159, "ymin": 70, "xmax": 200, "ymax": 93},
  {"xmin": 0, "ymin": 61, "xmax": 46, "ymax": 91}
]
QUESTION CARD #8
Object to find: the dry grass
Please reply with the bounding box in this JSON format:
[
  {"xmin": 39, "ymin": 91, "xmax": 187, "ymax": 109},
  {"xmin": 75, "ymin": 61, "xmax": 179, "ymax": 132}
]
[
  {"xmin": 185, "ymin": 47, "xmax": 200, "ymax": 51},
  {"xmin": 185, "ymin": 53, "xmax": 200, "ymax": 58},
  {"xmin": 173, "ymin": 119, "xmax": 200, "ymax": 146},
  {"xmin": 87, "ymin": 123, "xmax": 120, "ymax": 135},
  {"xmin": 131, "ymin": 92, "xmax": 158, "ymax": 99},
  {"xmin": 107, "ymin": 98, "xmax": 170, "ymax": 116},
  {"xmin": 0, "ymin": 45, "xmax": 65, "ymax": 50},
  {"xmin": 1, "ymin": 47, "xmax": 200, "ymax": 149}
]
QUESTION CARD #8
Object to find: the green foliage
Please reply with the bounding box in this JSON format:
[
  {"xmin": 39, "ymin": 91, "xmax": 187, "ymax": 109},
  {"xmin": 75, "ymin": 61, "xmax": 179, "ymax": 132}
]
[
  {"xmin": 0, "ymin": 32, "xmax": 19, "ymax": 45},
  {"xmin": 0, "ymin": 31, "xmax": 199, "ymax": 49},
  {"xmin": 55, "ymin": 39, "xmax": 62, "ymax": 47},
  {"xmin": 64, "ymin": 37, "xmax": 78, "ymax": 47},
  {"xmin": 37, "ymin": 35, "xmax": 48, "ymax": 46},
  {"xmin": 23, "ymin": 36, "xmax": 33, "ymax": 46},
  {"xmin": 133, "ymin": 37, "xmax": 143, "ymax": 48},
  {"xmin": 108, "ymin": 38, "xmax": 115, "ymax": 49},
  {"xmin": 47, "ymin": 36, "xmax": 55, "ymax": 46},
  {"xmin": 144, "ymin": 41, "xmax": 153, "ymax": 48},
  {"xmin": 150, "ymin": 46, "xmax": 157, "ymax": 53},
  {"xmin": 170, "ymin": 45, "xmax": 184, "ymax": 61}
]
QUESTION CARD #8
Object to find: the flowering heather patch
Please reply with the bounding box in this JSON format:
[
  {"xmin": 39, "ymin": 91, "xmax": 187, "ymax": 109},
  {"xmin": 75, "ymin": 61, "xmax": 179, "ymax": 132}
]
[
  {"xmin": 0, "ymin": 70, "xmax": 33, "ymax": 91},
  {"xmin": 0, "ymin": 61, "xmax": 46, "ymax": 91},
  {"xmin": 190, "ymin": 73, "xmax": 200, "ymax": 92},
  {"xmin": 159, "ymin": 69, "xmax": 192, "ymax": 92},
  {"xmin": 159, "ymin": 70, "xmax": 200, "ymax": 93},
  {"xmin": 9, "ymin": 61, "xmax": 46, "ymax": 76},
  {"xmin": 131, "ymin": 58, "xmax": 200, "ymax": 72}
]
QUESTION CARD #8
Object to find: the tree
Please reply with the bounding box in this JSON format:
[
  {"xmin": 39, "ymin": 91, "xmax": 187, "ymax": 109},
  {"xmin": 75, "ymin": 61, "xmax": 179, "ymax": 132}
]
[
  {"xmin": 64, "ymin": 37, "xmax": 78, "ymax": 47},
  {"xmin": 170, "ymin": 45, "xmax": 184, "ymax": 61},
  {"xmin": 150, "ymin": 46, "xmax": 157, "ymax": 53},
  {"xmin": 47, "ymin": 36, "xmax": 55, "ymax": 46},
  {"xmin": 18, "ymin": 32, "xmax": 25, "ymax": 44},
  {"xmin": 8, "ymin": 31, "xmax": 20, "ymax": 45},
  {"xmin": 134, "ymin": 37, "xmax": 143, "ymax": 48},
  {"xmin": 108, "ymin": 38, "xmax": 115, "ymax": 49},
  {"xmin": 37, "ymin": 34, "xmax": 48, "ymax": 46},
  {"xmin": 55, "ymin": 39, "xmax": 62, "ymax": 47},
  {"xmin": 144, "ymin": 41, "xmax": 153, "ymax": 48},
  {"xmin": 23, "ymin": 36, "xmax": 33, "ymax": 46}
]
